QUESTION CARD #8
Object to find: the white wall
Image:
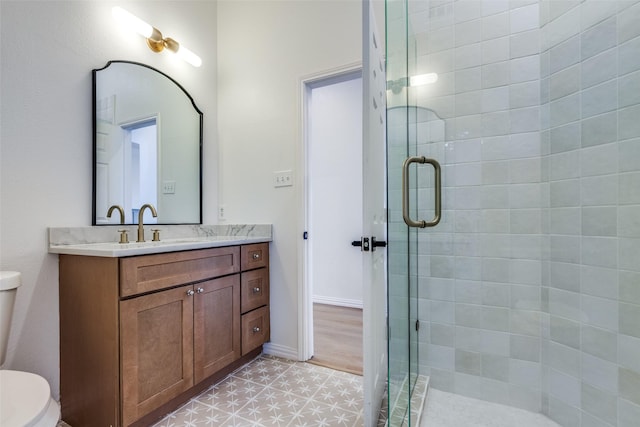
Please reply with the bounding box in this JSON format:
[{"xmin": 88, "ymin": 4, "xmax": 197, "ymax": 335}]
[
  {"xmin": 309, "ymin": 77, "xmax": 363, "ymax": 307},
  {"xmin": 217, "ymin": 0, "xmax": 362, "ymax": 357},
  {"xmin": 0, "ymin": 1, "xmax": 217, "ymax": 400}
]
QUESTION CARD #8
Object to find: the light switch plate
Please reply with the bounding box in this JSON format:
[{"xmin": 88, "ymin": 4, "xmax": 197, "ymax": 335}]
[{"xmin": 162, "ymin": 181, "xmax": 176, "ymax": 194}]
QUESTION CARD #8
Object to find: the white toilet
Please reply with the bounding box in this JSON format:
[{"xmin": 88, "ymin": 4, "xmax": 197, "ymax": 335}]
[{"xmin": 0, "ymin": 271, "xmax": 60, "ymax": 427}]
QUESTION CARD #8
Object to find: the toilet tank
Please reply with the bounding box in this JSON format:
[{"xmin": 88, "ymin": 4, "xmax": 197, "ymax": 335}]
[{"xmin": 0, "ymin": 271, "xmax": 21, "ymax": 366}]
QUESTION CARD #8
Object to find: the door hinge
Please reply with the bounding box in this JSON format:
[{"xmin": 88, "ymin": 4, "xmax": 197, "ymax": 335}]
[
  {"xmin": 416, "ymin": 319, "xmax": 420, "ymax": 332},
  {"xmin": 303, "ymin": 231, "xmax": 308, "ymax": 240}
]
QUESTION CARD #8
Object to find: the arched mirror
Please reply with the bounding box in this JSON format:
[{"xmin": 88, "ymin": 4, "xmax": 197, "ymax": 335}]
[{"xmin": 92, "ymin": 60, "xmax": 202, "ymax": 225}]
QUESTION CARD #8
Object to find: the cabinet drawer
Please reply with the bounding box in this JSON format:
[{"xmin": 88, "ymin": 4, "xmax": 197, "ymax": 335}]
[
  {"xmin": 241, "ymin": 268, "xmax": 269, "ymax": 314},
  {"xmin": 241, "ymin": 243, "xmax": 269, "ymax": 271},
  {"xmin": 241, "ymin": 306, "xmax": 270, "ymax": 356},
  {"xmin": 120, "ymin": 246, "xmax": 240, "ymax": 297}
]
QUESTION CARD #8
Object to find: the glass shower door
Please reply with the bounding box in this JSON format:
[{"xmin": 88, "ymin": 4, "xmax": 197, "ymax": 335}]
[
  {"xmin": 386, "ymin": 0, "xmax": 420, "ymax": 423},
  {"xmin": 386, "ymin": 0, "xmax": 443, "ymax": 424}
]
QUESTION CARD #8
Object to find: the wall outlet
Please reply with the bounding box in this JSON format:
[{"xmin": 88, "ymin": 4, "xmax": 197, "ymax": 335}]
[
  {"xmin": 219, "ymin": 205, "xmax": 226, "ymax": 220},
  {"xmin": 273, "ymin": 170, "xmax": 293, "ymax": 188},
  {"xmin": 162, "ymin": 181, "xmax": 176, "ymax": 194}
]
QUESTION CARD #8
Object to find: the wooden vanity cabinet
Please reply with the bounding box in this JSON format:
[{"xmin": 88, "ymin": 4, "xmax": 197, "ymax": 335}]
[{"xmin": 59, "ymin": 243, "xmax": 269, "ymax": 427}]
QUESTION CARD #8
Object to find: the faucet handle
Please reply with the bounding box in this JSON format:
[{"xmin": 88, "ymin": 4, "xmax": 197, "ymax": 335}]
[
  {"xmin": 151, "ymin": 229, "xmax": 161, "ymax": 242},
  {"xmin": 117, "ymin": 230, "xmax": 129, "ymax": 244}
]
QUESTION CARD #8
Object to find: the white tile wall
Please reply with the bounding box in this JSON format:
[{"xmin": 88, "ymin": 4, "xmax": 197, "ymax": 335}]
[
  {"xmin": 542, "ymin": 1, "xmax": 640, "ymax": 426},
  {"xmin": 405, "ymin": 0, "xmax": 545, "ymax": 414},
  {"xmin": 397, "ymin": 1, "xmax": 640, "ymax": 425}
]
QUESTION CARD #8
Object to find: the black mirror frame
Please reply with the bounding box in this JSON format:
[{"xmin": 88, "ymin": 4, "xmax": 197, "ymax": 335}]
[{"xmin": 91, "ymin": 60, "xmax": 203, "ymax": 225}]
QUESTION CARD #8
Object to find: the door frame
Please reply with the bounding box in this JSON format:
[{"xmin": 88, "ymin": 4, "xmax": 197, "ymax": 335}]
[
  {"xmin": 297, "ymin": 62, "xmax": 362, "ymax": 361},
  {"xmin": 120, "ymin": 115, "xmax": 160, "ymax": 223}
]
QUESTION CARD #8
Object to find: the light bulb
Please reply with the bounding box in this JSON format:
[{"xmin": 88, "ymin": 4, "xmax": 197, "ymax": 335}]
[
  {"xmin": 164, "ymin": 38, "xmax": 202, "ymax": 68},
  {"xmin": 112, "ymin": 7, "xmax": 153, "ymax": 39},
  {"xmin": 410, "ymin": 73, "xmax": 439, "ymax": 86},
  {"xmin": 176, "ymin": 45, "xmax": 202, "ymax": 68}
]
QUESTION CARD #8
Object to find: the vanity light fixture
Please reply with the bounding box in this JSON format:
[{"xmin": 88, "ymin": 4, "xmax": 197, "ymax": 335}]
[{"xmin": 112, "ymin": 6, "xmax": 202, "ymax": 68}]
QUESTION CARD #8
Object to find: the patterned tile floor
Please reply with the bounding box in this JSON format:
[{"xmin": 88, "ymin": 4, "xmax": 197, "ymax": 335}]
[
  {"xmin": 152, "ymin": 354, "xmax": 364, "ymax": 427},
  {"xmin": 59, "ymin": 358, "xmax": 558, "ymax": 427}
]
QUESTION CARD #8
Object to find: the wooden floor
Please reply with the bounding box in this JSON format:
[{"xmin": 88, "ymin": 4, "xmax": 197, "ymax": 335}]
[{"xmin": 309, "ymin": 303, "xmax": 363, "ymax": 375}]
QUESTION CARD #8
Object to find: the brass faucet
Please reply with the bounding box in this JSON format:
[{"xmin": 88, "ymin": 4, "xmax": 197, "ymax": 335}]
[
  {"xmin": 106, "ymin": 205, "xmax": 125, "ymax": 224},
  {"xmin": 137, "ymin": 204, "xmax": 158, "ymax": 242}
]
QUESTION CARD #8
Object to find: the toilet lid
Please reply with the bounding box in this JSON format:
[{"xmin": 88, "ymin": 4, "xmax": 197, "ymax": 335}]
[{"xmin": 0, "ymin": 370, "xmax": 51, "ymax": 427}]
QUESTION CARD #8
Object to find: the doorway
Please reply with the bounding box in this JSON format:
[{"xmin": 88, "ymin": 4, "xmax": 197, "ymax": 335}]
[
  {"xmin": 123, "ymin": 119, "xmax": 158, "ymax": 224},
  {"xmin": 302, "ymin": 67, "xmax": 364, "ymax": 375}
]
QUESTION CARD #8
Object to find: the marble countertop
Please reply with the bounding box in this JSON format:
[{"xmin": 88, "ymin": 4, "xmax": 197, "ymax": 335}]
[{"xmin": 48, "ymin": 224, "xmax": 272, "ymax": 257}]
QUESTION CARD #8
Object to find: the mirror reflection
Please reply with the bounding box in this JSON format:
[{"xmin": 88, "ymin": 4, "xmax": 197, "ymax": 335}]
[{"xmin": 93, "ymin": 61, "xmax": 202, "ymax": 225}]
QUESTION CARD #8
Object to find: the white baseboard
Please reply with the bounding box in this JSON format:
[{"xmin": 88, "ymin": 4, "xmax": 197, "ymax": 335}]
[
  {"xmin": 313, "ymin": 295, "xmax": 363, "ymax": 309},
  {"xmin": 262, "ymin": 342, "xmax": 300, "ymax": 361}
]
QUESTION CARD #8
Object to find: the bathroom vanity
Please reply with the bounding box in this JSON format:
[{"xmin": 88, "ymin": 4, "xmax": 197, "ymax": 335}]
[{"xmin": 50, "ymin": 226, "xmax": 271, "ymax": 427}]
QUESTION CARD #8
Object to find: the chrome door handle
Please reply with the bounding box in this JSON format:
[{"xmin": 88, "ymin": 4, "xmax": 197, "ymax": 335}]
[{"xmin": 402, "ymin": 156, "xmax": 441, "ymax": 228}]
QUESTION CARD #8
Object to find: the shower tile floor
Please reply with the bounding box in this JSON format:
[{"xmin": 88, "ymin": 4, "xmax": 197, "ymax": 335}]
[{"xmin": 421, "ymin": 389, "xmax": 561, "ymax": 427}]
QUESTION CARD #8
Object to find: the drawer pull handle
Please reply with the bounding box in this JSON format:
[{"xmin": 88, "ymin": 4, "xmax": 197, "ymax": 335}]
[
  {"xmin": 253, "ymin": 287, "xmax": 261, "ymax": 293},
  {"xmin": 253, "ymin": 326, "xmax": 261, "ymax": 333},
  {"xmin": 196, "ymin": 287, "xmax": 204, "ymax": 294},
  {"xmin": 186, "ymin": 290, "xmax": 195, "ymax": 296},
  {"xmin": 252, "ymin": 253, "xmax": 260, "ymax": 260}
]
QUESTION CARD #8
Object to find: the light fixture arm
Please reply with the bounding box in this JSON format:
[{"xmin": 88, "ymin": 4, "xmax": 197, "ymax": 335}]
[
  {"xmin": 163, "ymin": 38, "xmax": 180, "ymax": 54},
  {"xmin": 146, "ymin": 27, "xmax": 165, "ymax": 52}
]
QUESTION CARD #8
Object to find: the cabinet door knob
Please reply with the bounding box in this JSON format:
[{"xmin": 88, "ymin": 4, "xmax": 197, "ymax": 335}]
[
  {"xmin": 186, "ymin": 289, "xmax": 195, "ymax": 296},
  {"xmin": 253, "ymin": 287, "xmax": 261, "ymax": 293},
  {"xmin": 253, "ymin": 326, "xmax": 261, "ymax": 333},
  {"xmin": 196, "ymin": 287, "xmax": 204, "ymax": 293},
  {"xmin": 252, "ymin": 253, "xmax": 260, "ymax": 260}
]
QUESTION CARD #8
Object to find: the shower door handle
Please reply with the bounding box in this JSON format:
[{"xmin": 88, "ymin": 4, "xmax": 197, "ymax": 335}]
[{"xmin": 402, "ymin": 156, "xmax": 441, "ymax": 228}]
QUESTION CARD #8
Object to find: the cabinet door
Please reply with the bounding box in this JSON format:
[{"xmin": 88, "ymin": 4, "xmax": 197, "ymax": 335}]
[
  {"xmin": 120, "ymin": 286, "xmax": 194, "ymax": 426},
  {"xmin": 194, "ymin": 275, "xmax": 241, "ymax": 383}
]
